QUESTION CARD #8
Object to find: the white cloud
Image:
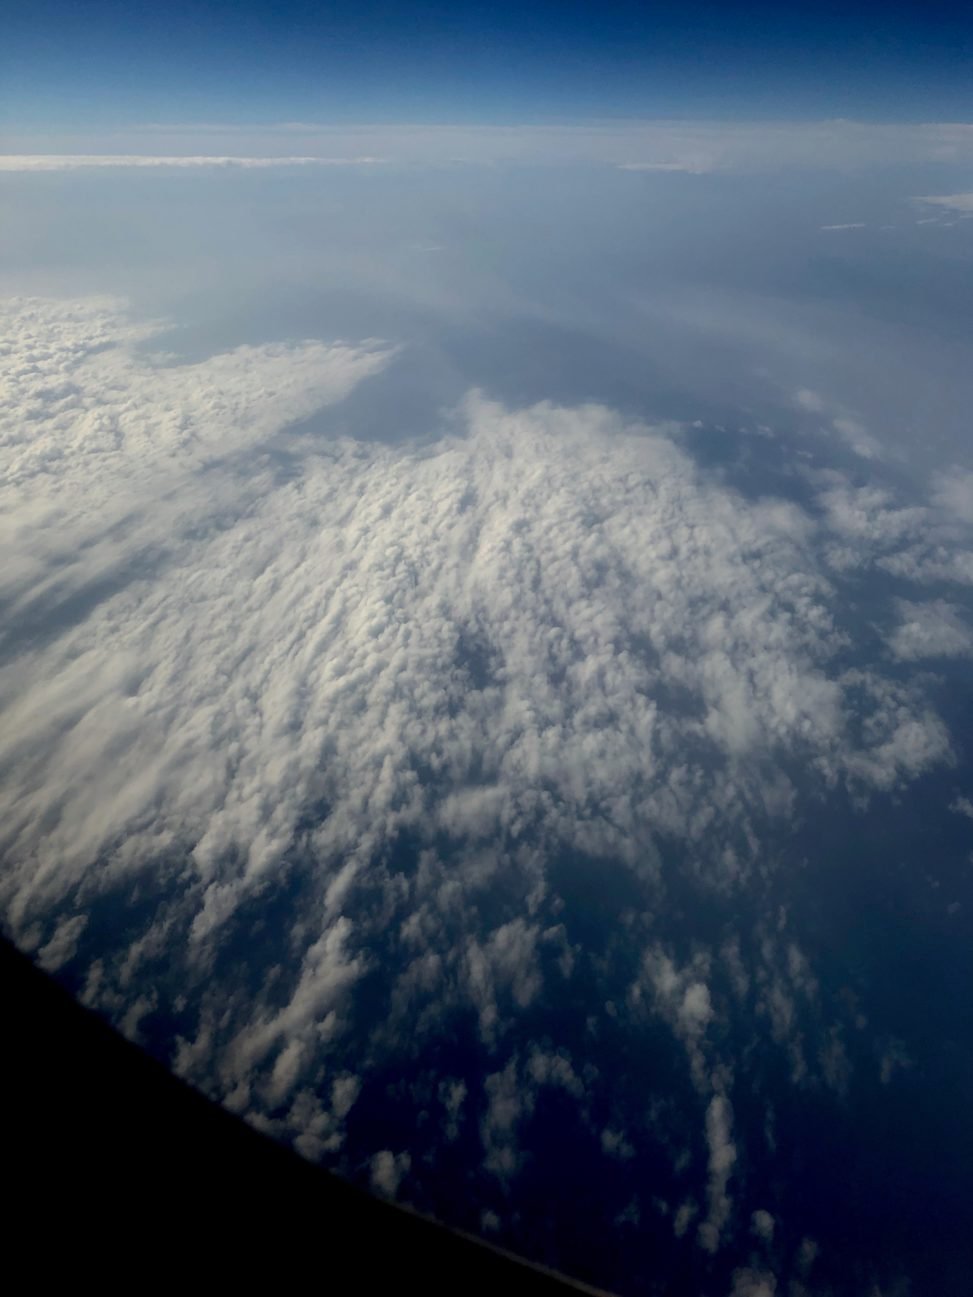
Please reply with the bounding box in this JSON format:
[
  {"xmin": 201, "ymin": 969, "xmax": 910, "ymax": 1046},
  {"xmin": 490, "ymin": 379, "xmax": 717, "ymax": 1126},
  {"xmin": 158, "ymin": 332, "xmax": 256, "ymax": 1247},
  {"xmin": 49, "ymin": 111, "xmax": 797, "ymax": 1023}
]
[
  {"xmin": 816, "ymin": 475, "xmax": 973, "ymax": 585},
  {"xmin": 600, "ymin": 1127, "xmax": 635, "ymax": 1160},
  {"xmin": 794, "ymin": 390, "xmax": 882, "ymax": 459},
  {"xmin": 5, "ymin": 295, "xmax": 941, "ymax": 962},
  {"xmin": 370, "ymin": 1148, "xmax": 411, "ymax": 1199},
  {"xmin": 481, "ymin": 1057, "xmax": 532, "ymax": 1179},
  {"xmin": 888, "ymin": 599, "xmax": 973, "ymax": 661},
  {"xmin": 0, "ymin": 295, "xmax": 964, "ymax": 1243},
  {"xmin": 36, "ymin": 913, "xmax": 88, "ymax": 972},
  {"xmin": 751, "ymin": 1208, "xmax": 775, "ymax": 1241},
  {"xmin": 632, "ymin": 947, "xmax": 715, "ymax": 1090},
  {"xmin": 932, "ymin": 467, "xmax": 973, "ymax": 525},
  {"xmin": 912, "ymin": 193, "xmax": 973, "ymax": 217},
  {"xmin": 729, "ymin": 1267, "xmax": 777, "ymax": 1297},
  {"xmin": 465, "ymin": 919, "xmax": 544, "ymax": 1042},
  {"xmin": 698, "ymin": 1091, "xmax": 737, "ymax": 1253},
  {"xmin": 673, "ymin": 1199, "xmax": 698, "ymax": 1238}
]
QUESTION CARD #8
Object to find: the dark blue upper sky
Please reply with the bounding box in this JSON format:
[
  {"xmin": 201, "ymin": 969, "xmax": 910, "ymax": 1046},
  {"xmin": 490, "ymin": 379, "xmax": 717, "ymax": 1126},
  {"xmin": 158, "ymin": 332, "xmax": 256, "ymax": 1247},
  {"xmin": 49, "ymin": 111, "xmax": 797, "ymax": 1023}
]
[{"xmin": 3, "ymin": 0, "xmax": 972, "ymax": 127}]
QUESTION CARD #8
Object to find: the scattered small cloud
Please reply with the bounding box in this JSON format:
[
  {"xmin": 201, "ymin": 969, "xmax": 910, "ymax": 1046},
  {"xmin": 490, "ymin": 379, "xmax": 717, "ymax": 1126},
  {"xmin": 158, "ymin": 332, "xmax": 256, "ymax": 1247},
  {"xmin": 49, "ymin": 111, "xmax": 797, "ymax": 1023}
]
[
  {"xmin": 729, "ymin": 1267, "xmax": 777, "ymax": 1297},
  {"xmin": 751, "ymin": 1208, "xmax": 775, "ymax": 1242},
  {"xmin": 370, "ymin": 1148, "xmax": 411, "ymax": 1199}
]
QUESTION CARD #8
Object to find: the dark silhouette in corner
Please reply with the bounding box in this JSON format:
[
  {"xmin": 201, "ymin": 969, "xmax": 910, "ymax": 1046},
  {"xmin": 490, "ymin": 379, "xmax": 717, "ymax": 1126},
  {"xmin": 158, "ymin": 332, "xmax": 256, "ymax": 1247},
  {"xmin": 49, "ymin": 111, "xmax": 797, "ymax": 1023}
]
[{"xmin": 1, "ymin": 936, "xmax": 607, "ymax": 1293}]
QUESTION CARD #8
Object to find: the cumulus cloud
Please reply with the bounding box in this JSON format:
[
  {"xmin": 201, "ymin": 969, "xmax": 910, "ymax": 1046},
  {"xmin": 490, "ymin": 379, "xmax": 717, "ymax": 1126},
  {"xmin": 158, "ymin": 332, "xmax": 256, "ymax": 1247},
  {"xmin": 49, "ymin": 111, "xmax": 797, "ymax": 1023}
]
[
  {"xmin": 932, "ymin": 467, "xmax": 973, "ymax": 526},
  {"xmin": 673, "ymin": 1199, "xmax": 698, "ymax": 1238},
  {"xmin": 481, "ymin": 1058, "xmax": 531, "ymax": 1179},
  {"xmin": 751, "ymin": 1209, "xmax": 775, "ymax": 1241},
  {"xmin": 699, "ymin": 1092, "xmax": 737, "ymax": 1253},
  {"xmin": 888, "ymin": 599, "xmax": 973, "ymax": 661},
  {"xmin": 816, "ymin": 474, "xmax": 973, "ymax": 585},
  {"xmin": 370, "ymin": 1148, "xmax": 411, "ymax": 1199},
  {"xmin": 2, "ymin": 297, "xmax": 949, "ymax": 958},
  {"xmin": 794, "ymin": 389, "xmax": 882, "ymax": 459},
  {"xmin": 631, "ymin": 947, "xmax": 715, "ymax": 1089},
  {"xmin": 729, "ymin": 1267, "xmax": 777, "ymax": 1297}
]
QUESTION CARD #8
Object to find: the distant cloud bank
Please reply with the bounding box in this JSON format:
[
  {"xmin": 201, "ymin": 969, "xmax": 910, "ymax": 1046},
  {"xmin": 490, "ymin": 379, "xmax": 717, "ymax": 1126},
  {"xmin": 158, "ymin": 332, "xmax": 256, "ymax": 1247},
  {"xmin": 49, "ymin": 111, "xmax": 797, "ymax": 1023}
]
[
  {"xmin": 0, "ymin": 154, "xmax": 387, "ymax": 171},
  {"xmin": 4, "ymin": 119, "xmax": 973, "ymax": 173}
]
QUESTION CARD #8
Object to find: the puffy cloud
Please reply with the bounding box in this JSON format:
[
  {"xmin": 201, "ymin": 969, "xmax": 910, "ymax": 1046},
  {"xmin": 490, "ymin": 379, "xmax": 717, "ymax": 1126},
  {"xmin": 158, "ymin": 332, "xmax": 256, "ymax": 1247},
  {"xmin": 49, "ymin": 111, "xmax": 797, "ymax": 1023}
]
[
  {"xmin": 4, "ymin": 296, "xmax": 947, "ymax": 965},
  {"xmin": 673, "ymin": 1199, "xmax": 698, "ymax": 1238},
  {"xmin": 600, "ymin": 1127, "xmax": 635, "ymax": 1161},
  {"xmin": 370, "ymin": 1148, "xmax": 411, "ymax": 1199},
  {"xmin": 729, "ymin": 1268, "xmax": 777, "ymax": 1297},
  {"xmin": 36, "ymin": 913, "xmax": 88, "ymax": 972},
  {"xmin": 751, "ymin": 1209, "xmax": 775, "ymax": 1241},
  {"xmin": 481, "ymin": 1058, "xmax": 531, "ymax": 1179},
  {"xmin": 698, "ymin": 1091, "xmax": 737, "ymax": 1253},
  {"xmin": 631, "ymin": 947, "xmax": 715, "ymax": 1090},
  {"xmin": 817, "ymin": 472, "xmax": 973, "ymax": 586},
  {"xmin": 932, "ymin": 467, "xmax": 973, "ymax": 526},
  {"xmin": 465, "ymin": 919, "xmax": 544, "ymax": 1042},
  {"xmin": 888, "ymin": 599, "xmax": 973, "ymax": 661}
]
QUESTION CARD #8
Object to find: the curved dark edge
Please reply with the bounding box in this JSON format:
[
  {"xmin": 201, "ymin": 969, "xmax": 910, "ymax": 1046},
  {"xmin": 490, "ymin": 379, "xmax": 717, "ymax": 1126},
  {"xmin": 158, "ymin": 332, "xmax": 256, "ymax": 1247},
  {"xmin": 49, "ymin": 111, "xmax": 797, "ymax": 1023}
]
[{"xmin": 1, "ymin": 935, "xmax": 612, "ymax": 1292}]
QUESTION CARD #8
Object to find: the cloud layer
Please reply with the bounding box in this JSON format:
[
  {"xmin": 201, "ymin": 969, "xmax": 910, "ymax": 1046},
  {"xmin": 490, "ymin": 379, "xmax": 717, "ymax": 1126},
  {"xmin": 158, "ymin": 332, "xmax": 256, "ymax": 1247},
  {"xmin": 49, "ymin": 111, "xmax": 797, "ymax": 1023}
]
[
  {"xmin": 1, "ymin": 295, "xmax": 969, "ymax": 1294},
  {"xmin": 6, "ymin": 119, "xmax": 973, "ymax": 172},
  {"xmin": 0, "ymin": 155, "xmax": 386, "ymax": 171}
]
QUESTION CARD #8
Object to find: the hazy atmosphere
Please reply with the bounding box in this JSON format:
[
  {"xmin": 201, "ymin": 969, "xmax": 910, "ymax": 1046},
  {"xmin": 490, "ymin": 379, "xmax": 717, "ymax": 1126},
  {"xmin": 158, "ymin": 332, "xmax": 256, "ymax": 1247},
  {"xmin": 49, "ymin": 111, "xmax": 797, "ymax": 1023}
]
[{"xmin": 3, "ymin": 5, "xmax": 972, "ymax": 1295}]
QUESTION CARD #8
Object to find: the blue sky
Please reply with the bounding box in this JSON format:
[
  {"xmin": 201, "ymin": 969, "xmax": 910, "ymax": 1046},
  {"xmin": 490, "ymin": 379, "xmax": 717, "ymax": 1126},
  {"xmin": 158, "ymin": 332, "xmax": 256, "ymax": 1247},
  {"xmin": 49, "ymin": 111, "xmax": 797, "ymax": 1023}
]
[{"xmin": 3, "ymin": 0, "xmax": 973, "ymax": 126}]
